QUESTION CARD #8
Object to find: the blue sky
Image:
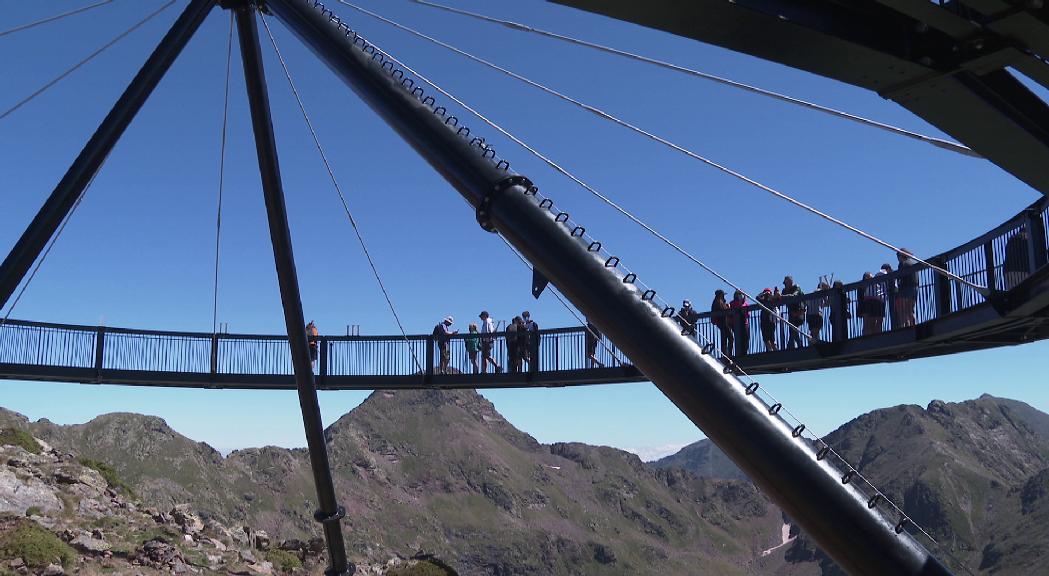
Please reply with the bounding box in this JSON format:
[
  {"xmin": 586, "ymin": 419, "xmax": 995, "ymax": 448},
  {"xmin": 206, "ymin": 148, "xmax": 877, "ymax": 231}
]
[{"xmin": 2, "ymin": 0, "xmax": 1046, "ymax": 459}]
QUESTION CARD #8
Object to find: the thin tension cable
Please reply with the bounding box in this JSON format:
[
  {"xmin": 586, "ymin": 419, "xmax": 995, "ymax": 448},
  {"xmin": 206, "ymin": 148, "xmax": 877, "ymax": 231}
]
[
  {"xmin": 261, "ymin": 16, "xmax": 423, "ymax": 374},
  {"xmin": 212, "ymin": 13, "xmax": 235, "ymax": 337},
  {"xmin": 340, "ymin": 1, "xmax": 989, "ymax": 295},
  {"xmin": 1, "ymin": 0, "xmax": 176, "ymax": 121},
  {"xmin": 337, "ymin": 0, "xmax": 816, "ymax": 344},
  {"xmin": 1, "ymin": 167, "xmax": 103, "ymax": 326},
  {"xmin": 0, "ymin": 0, "xmax": 116, "ymax": 38},
  {"xmin": 407, "ymin": 0, "xmax": 978, "ymax": 159}
]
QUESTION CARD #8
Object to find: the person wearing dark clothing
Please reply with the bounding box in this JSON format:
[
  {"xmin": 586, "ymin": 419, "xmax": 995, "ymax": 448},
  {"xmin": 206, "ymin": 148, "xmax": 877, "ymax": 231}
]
[
  {"xmin": 1004, "ymin": 230, "xmax": 1031, "ymax": 290},
  {"xmin": 807, "ymin": 282, "xmax": 829, "ymax": 340},
  {"xmin": 711, "ymin": 289, "xmax": 733, "ymax": 356},
  {"xmin": 675, "ymin": 299, "xmax": 699, "ymax": 336},
  {"xmin": 506, "ymin": 316, "xmax": 522, "ymax": 373},
  {"xmin": 433, "ymin": 316, "xmax": 458, "ymax": 374},
  {"xmin": 777, "ymin": 276, "xmax": 806, "ymax": 349},
  {"xmin": 522, "ymin": 311, "xmax": 540, "ymax": 372},
  {"xmin": 306, "ymin": 321, "xmax": 319, "ymax": 370},
  {"xmin": 756, "ymin": 288, "xmax": 777, "ymax": 352},
  {"xmin": 895, "ymin": 250, "xmax": 919, "ymax": 327},
  {"xmin": 829, "ymin": 280, "xmax": 851, "ymax": 342},
  {"xmin": 585, "ymin": 321, "xmax": 604, "ymax": 368},
  {"xmin": 860, "ymin": 272, "xmax": 886, "ymax": 335},
  {"xmin": 729, "ymin": 290, "xmax": 750, "ymax": 357}
]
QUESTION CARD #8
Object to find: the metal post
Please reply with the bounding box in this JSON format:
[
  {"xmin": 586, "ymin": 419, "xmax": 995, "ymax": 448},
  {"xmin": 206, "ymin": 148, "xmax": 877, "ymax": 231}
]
[
  {"xmin": 984, "ymin": 241, "xmax": 998, "ymax": 291},
  {"xmin": 1028, "ymin": 210, "xmax": 1048, "ymax": 269},
  {"xmin": 0, "ymin": 0, "xmax": 216, "ymax": 310},
  {"xmin": 830, "ymin": 287, "xmax": 847, "ymax": 342},
  {"xmin": 266, "ymin": 2, "xmax": 952, "ymax": 573},
  {"xmin": 424, "ymin": 335, "xmax": 434, "ymax": 380},
  {"xmin": 233, "ymin": 8, "xmax": 351, "ymax": 575},
  {"xmin": 94, "ymin": 327, "xmax": 106, "ymax": 380}
]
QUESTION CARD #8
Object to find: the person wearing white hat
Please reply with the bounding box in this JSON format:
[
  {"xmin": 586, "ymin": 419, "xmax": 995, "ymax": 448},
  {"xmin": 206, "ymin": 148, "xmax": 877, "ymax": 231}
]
[{"xmin": 432, "ymin": 315, "xmax": 458, "ymax": 374}]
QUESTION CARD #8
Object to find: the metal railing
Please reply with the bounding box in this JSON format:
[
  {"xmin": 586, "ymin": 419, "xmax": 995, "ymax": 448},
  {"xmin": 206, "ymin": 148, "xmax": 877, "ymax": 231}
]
[
  {"xmin": 0, "ymin": 319, "xmax": 629, "ymax": 380},
  {"xmin": 1, "ymin": 196, "xmax": 1045, "ymax": 379},
  {"xmin": 686, "ymin": 196, "xmax": 1049, "ymax": 357}
]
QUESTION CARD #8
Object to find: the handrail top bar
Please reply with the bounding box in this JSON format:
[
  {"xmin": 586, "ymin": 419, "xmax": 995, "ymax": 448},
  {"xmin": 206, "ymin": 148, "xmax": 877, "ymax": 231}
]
[{"xmin": 0, "ymin": 317, "xmax": 592, "ymax": 341}]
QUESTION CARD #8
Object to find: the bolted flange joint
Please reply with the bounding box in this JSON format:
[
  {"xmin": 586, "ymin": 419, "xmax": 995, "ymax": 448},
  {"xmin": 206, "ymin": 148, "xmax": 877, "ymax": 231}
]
[{"xmin": 476, "ymin": 175, "xmax": 533, "ymax": 233}]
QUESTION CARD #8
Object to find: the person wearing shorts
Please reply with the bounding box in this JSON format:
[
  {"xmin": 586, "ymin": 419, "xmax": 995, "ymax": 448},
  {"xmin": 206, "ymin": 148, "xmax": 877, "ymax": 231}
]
[{"xmin": 478, "ymin": 310, "xmax": 502, "ymax": 373}]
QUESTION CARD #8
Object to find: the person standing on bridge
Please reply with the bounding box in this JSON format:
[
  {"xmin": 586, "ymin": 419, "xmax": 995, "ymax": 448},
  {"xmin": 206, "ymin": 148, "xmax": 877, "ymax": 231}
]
[
  {"xmin": 778, "ymin": 276, "xmax": 806, "ymax": 350},
  {"xmin": 710, "ymin": 290, "xmax": 733, "ymax": 357},
  {"xmin": 585, "ymin": 320, "xmax": 604, "ymax": 368},
  {"xmin": 860, "ymin": 272, "xmax": 886, "ymax": 335},
  {"xmin": 506, "ymin": 316, "xmax": 523, "ymax": 373},
  {"xmin": 522, "ymin": 311, "xmax": 540, "ymax": 372},
  {"xmin": 465, "ymin": 323, "xmax": 480, "ymax": 374},
  {"xmin": 433, "ymin": 316, "xmax": 458, "ymax": 374},
  {"xmin": 478, "ymin": 311, "xmax": 502, "ymax": 374},
  {"xmin": 895, "ymin": 250, "xmax": 919, "ymax": 327},
  {"xmin": 1004, "ymin": 229, "xmax": 1031, "ymax": 290},
  {"xmin": 675, "ymin": 299, "xmax": 699, "ymax": 337},
  {"xmin": 729, "ymin": 290, "xmax": 750, "ymax": 356},
  {"xmin": 756, "ymin": 288, "xmax": 777, "ymax": 352},
  {"xmin": 306, "ymin": 321, "xmax": 319, "ymax": 370}
]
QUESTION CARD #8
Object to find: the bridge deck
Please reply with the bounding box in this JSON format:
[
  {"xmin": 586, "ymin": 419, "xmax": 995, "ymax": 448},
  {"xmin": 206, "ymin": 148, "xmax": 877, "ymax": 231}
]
[{"xmin": 2, "ymin": 197, "xmax": 1047, "ymax": 389}]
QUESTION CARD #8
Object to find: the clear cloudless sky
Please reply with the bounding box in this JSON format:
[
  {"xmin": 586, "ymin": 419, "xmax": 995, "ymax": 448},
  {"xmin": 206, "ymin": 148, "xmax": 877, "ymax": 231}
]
[{"xmin": 2, "ymin": 0, "xmax": 1047, "ymax": 458}]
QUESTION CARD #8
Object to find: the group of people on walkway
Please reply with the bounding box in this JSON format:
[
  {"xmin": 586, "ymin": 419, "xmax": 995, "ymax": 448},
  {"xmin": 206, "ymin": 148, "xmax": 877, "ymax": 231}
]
[
  {"xmin": 433, "ymin": 310, "xmax": 541, "ymax": 374},
  {"xmin": 675, "ymin": 249, "xmax": 927, "ymax": 357}
]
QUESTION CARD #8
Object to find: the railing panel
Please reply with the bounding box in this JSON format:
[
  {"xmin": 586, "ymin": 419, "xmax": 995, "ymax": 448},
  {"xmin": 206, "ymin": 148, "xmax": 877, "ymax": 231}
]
[
  {"xmin": 103, "ymin": 331, "xmax": 210, "ymax": 373},
  {"xmin": 326, "ymin": 337, "xmax": 427, "ymax": 377},
  {"xmin": 0, "ymin": 322, "xmax": 94, "ymax": 368},
  {"xmin": 216, "ymin": 337, "xmax": 293, "ymax": 376}
]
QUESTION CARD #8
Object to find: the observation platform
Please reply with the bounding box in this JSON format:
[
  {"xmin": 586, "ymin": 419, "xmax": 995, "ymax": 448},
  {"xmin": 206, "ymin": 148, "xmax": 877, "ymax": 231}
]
[{"xmin": 2, "ymin": 196, "xmax": 1047, "ymax": 389}]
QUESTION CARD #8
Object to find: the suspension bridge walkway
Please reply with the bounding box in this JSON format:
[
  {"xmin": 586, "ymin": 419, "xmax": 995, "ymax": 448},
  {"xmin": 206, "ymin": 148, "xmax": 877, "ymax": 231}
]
[{"xmin": 4, "ymin": 194, "xmax": 1046, "ymax": 389}]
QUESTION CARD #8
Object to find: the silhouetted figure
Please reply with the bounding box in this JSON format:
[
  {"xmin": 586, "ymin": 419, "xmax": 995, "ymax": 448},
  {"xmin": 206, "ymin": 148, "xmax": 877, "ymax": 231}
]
[
  {"xmin": 729, "ymin": 290, "xmax": 750, "ymax": 356},
  {"xmin": 585, "ymin": 320, "xmax": 604, "ymax": 368},
  {"xmin": 829, "ymin": 280, "xmax": 851, "ymax": 342},
  {"xmin": 507, "ymin": 316, "xmax": 523, "ymax": 373},
  {"xmin": 478, "ymin": 311, "xmax": 501, "ymax": 374},
  {"xmin": 522, "ymin": 310, "xmax": 540, "ymax": 372},
  {"xmin": 879, "ymin": 263, "xmax": 897, "ymax": 328},
  {"xmin": 860, "ymin": 272, "xmax": 885, "ymax": 335},
  {"xmin": 756, "ymin": 288, "xmax": 777, "ymax": 352},
  {"xmin": 807, "ymin": 281, "xmax": 830, "ymax": 340},
  {"xmin": 433, "ymin": 316, "xmax": 458, "ymax": 374},
  {"xmin": 1004, "ymin": 230, "xmax": 1031, "ymax": 290},
  {"xmin": 306, "ymin": 321, "xmax": 319, "ymax": 370},
  {"xmin": 711, "ymin": 289, "xmax": 733, "ymax": 356},
  {"xmin": 895, "ymin": 250, "xmax": 919, "ymax": 327},
  {"xmin": 675, "ymin": 299, "xmax": 699, "ymax": 336},
  {"xmin": 778, "ymin": 276, "xmax": 806, "ymax": 349},
  {"xmin": 465, "ymin": 323, "xmax": 480, "ymax": 374}
]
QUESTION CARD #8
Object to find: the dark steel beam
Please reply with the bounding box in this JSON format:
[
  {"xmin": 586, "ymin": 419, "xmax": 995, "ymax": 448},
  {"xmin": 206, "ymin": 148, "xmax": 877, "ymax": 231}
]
[
  {"xmin": 265, "ymin": 1, "xmax": 952, "ymax": 573},
  {"xmin": 233, "ymin": 8, "xmax": 351, "ymax": 575},
  {"xmin": 549, "ymin": 0, "xmax": 1049, "ymax": 197},
  {"xmin": 0, "ymin": 0, "xmax": 216, "ymax": 310}
]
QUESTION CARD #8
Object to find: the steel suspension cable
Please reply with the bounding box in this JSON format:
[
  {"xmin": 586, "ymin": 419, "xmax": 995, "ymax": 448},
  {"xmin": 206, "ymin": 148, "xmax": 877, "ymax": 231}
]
[
  {"xmin": 406, "ymin": 0, "xmax": 978, "ymax": 159},
  {"xmin": 0, "ymin": 0, "xmax": 175, "ymax": 121},
  {"xmin": 261, "ymin": 17, "xmax": 423, "ymax": 374},
  {"xmin": 336, "ymin": 0, "xmax": 816, "ymax": 344},
  {"xmin": 0, "ymin": 0, "xmax": 117, "ymax": 39},
  {"xmin": 212, "ymin": 13, "xmax": 234, "ymax": 337},
  {"xmin": 340, "ymin": 1, "xmax": 989, "ymax": 296}
]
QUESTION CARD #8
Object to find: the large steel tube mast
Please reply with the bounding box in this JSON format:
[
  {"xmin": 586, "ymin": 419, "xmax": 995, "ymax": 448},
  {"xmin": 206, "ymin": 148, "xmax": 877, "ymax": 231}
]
[
  {"xmin": 266, "ymin": 1, "xmax": 952, "ymax": 574},
  {"xmin": 233, "ymin": 6, "xmax": 352, "ymax": 575}
]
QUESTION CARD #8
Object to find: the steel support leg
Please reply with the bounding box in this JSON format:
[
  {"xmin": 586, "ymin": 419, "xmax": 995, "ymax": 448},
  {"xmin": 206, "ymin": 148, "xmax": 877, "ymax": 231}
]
[
  {"xmin": 0, "ymin": 0, "xmax": 216, "ymax": 311},
  {"xmin": 267, "ymin": 1, "xmax": 950, "ymax": 574},
  {"xmin": 233, "ymin": 8, "xmax": 351, "ymax": 575}
]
